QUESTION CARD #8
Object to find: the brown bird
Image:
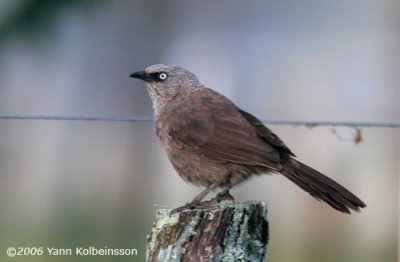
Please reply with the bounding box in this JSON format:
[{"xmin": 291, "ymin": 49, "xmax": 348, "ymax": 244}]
[{"xmin": 130, "ymin": 64, "xmax": 366, "ymax": 213}]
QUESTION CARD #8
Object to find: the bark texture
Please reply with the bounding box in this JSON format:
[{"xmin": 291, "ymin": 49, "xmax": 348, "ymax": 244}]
[{"xmin": 146, "ymin": 201, "xmax": 268, "ymax": 262}]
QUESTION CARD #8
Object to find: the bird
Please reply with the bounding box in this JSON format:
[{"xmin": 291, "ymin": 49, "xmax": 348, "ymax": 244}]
[{"xmin": 130, "ymin": 64, "xmax": 366, "ymax": 213}]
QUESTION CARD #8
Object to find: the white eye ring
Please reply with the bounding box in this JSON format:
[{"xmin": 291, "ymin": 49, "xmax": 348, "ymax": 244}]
[{"xmin": 159, "ymin": 73, "xmax": 167, "ymax": 80}]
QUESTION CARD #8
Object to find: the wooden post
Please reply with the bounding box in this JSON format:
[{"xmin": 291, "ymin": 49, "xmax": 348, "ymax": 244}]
[{"xmin": 146, "ymin": 201, "xmax": 268, "ymax": 262}]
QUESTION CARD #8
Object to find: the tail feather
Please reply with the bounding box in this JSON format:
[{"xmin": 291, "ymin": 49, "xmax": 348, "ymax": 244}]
[{"xmin": 281, "ymin": 158, "xmax": 366, "ymax": 213}]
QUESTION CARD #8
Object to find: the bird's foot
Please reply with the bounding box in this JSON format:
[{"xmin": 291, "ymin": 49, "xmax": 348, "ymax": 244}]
[
  {"xmin": 171, "ymin": 197, "xmax": 229, "ymax": 214},
  {"xmin": 171, "ymin": 200, "xmax": 212, "ymax": 214},
  {"xmin": 170, "ymin": 190, "xmax": 234, "ymax": 214},
  {"xmin": 214, "ymin": 189, "xmax": 235, "ymax": 203}
]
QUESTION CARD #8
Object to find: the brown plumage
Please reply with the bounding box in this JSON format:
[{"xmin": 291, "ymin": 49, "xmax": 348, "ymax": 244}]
[{"xmin": 130, "ymin": 64, "xmax": 366, "ymax": 213}]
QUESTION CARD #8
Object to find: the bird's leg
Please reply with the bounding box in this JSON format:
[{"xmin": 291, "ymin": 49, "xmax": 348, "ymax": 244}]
[
  {"xmin": 171, "ymin": 182, "xmax": 219, "ymax": 213},
  {"xmin": 192, "ymin": 182, "xmax": 220, "ymax": 204}
]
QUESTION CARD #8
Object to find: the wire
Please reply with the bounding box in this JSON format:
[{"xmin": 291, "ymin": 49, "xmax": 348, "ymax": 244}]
[
  {"xmin": 0, "ymin": 114, "xmax": 399, "ymax": 128},
  {"xmin": 0, "ymin": 114, "xmax": 152, "ymax": 122}
]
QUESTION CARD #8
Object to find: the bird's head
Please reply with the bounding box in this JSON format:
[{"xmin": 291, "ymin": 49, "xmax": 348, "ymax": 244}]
[{"xmin": 130, "ymin": 64, "xmax": 201, "ymax": 112}]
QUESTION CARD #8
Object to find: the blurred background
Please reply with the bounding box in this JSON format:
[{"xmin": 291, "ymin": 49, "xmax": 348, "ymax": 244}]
[{"xmin": 0, "ymin": 0, "xmax": 399, "ymax": 261}]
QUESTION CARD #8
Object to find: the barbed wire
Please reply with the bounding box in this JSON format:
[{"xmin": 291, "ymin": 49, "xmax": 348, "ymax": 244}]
[{"xmin": 0, "ymin": 114, "xmax": 399, "ymax": 128}]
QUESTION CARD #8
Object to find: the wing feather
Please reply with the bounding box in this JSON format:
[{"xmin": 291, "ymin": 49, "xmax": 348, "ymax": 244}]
[
  {"xmin": 237, "ymin": 108, "xmax": 295, "ymax": 156},
  {"xmin": 167, "ymin": 89, "xmax": 282, "ymax": 170}
]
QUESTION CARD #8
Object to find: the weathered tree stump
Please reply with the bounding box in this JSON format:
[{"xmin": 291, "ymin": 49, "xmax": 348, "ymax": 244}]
[{"xmin": 146, "ymin": 201, "xmax": 268, "ymax": 262}]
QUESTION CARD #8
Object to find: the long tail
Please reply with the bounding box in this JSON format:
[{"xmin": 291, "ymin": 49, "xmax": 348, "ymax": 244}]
[{"xmin": 281, "ymin": 158, "xmax": 366, "ymax": 213}]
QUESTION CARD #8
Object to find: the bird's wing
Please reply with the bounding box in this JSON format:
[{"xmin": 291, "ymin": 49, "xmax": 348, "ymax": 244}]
[
  {"xmin": 237, "ymin": 108, "xmax": 296, "ymax": 157},
  {"xmin": 167, "ymin": 88, "xmax": 282, "ymax": 170}
]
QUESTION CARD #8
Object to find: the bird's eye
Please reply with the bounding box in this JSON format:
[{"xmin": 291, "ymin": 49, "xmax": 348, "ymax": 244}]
[{"xmin": 158, "ymin": 73, "xmax": 167, "ymax": 80}]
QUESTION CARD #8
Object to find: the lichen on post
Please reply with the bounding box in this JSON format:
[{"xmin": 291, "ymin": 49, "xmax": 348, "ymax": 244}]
[{"xmin": 146, "ymin": 201, "xmax": 269, "ymax": 262}]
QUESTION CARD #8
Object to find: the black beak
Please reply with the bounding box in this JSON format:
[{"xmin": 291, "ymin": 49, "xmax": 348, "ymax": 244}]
[{"xmin": 130, "ymin": 71, "xmax": 151, "ymax": 82}]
